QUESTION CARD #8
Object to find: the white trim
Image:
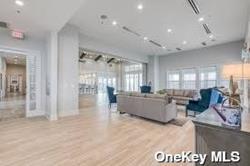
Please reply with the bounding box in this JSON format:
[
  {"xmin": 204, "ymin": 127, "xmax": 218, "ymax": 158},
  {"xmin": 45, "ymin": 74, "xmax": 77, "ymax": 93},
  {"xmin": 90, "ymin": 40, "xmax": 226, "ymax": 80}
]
[
  {"xmin": 0, "ymin": 45, "xmax": 44, "ymax": 118},
  {"xmin": 26, "ymin": 110, "xmax": 45, "ymax": 117}
]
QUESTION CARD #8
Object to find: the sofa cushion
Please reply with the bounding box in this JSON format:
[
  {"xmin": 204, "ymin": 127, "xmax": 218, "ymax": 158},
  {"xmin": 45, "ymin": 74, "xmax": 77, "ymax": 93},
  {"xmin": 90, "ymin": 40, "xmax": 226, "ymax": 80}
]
[
  {"xmin": 176, "ymin": 100, "xmax": 189, "ymax": 105},
  {"xmin": 183, "ymin": 90, "xmax": 194, "ymax": 98},
  {"xmin": 145, "ymin": 93, "xmax": 168, "ymax": 100},
  {"xmin": 173, "ymin": 96, "xmax": 191, "ymax": 101},
  {"xmin": 173, "ymin": 90, "xmax": 184, "ymax": 96},
  {"xmin": 166, "ymin": 89, "xmax": 174, "ymax": 96}
]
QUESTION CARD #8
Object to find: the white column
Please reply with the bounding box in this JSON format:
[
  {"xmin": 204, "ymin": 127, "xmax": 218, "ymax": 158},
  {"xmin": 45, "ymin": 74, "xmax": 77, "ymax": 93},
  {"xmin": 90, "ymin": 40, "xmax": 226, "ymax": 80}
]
[
  {"xmin": 154, "ymin": 55, "xmax": 160, "ymax": 92},
  {"xmin": 243, "ymin": 79, "xmax": 249, "ymax": 109},
  {"xmin": 58, "ymin": 24, "xmax": 79, "ymax": 117},
  {"xmin": 147, "ymin": 56, "xmax": 155, "ymax": 90},
  {"xmin": 117, "ymin": 63, "xmax": 123, "ymax": 91},
  {"xmin": 46, "ymin": 31, "xmax": 58, "ymax": 121}
]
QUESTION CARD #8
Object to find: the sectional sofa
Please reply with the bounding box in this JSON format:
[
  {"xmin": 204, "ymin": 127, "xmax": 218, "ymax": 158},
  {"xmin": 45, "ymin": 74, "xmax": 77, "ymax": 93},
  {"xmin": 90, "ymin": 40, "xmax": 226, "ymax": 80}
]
[
  {"xmin": 117, "ymin": 92, "xmax": 177, "ymax": 123},
  {"xmin": 157, "ymin": 89, "xmax": 198, "ymax": 105}
]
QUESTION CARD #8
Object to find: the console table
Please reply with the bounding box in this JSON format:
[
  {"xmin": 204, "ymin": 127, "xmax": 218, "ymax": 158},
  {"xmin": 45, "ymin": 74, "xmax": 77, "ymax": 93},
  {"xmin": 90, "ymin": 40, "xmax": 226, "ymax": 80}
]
[{"xmin": 192, "ymin": 108, "xmax": 250, "ymax": 166}]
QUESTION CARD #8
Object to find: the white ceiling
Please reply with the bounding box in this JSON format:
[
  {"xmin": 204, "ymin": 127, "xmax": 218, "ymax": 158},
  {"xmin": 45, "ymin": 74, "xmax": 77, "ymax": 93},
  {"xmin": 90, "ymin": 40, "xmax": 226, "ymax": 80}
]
[
  {"xmin": 69, "ymin": 0, "xmax": 250, "ymax": 56},
  {"xmin": 0, "ymin": 0, "xmax": 86, "ymax": 38},
  {"xmin": 0, "ymin": 0, "xmax": 249, "ymax": 57},
  {"xmin": 0, "ymin": 52, "xmax": 26, "ymax": 66}
]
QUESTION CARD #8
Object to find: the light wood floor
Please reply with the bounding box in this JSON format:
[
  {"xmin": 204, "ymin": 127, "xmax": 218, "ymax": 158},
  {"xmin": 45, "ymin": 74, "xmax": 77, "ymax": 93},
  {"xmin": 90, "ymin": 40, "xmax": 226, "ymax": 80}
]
[
  {"xmin": 0, "ymin": 97, "xmax": 194, "ymax": 166},
  {"xmin": 0, "ymin": 93, "xmax": 26, "ymax": 121}
]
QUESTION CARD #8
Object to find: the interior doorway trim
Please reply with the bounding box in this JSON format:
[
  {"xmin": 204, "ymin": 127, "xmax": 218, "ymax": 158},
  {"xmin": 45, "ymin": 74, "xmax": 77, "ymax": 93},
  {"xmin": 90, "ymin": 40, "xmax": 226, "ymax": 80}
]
[{"xmin": 0, "ymin": 45, "xmax": 43, "ymax": 118}]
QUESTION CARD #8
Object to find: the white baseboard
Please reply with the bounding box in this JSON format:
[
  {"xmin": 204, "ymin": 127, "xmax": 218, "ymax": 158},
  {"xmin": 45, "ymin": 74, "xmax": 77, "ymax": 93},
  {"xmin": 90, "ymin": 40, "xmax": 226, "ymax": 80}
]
[{"xmin": 26, "ymin": 110, "xmax": 45, "ymax": 118}]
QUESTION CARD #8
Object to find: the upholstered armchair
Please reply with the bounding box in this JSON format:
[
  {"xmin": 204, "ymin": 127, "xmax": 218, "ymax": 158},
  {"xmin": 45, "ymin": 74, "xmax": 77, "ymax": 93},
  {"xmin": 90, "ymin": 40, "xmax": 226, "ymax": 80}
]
[
  {"xmin": 186, "ymin": 88, "xmax": 212, "ymax": 117},
  {"xmin": 106, "ymin": 86, "xmax": 117, "ymax": 109},
  {"xmin": 140, "ymin": 85, "xmax": 151, "ymax": 93}
]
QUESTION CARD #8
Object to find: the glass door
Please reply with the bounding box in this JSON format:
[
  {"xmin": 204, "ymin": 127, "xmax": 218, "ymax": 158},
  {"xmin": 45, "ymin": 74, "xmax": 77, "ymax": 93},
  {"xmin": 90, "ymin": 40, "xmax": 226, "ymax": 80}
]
[{"xmin": 26, "ymin": 54, "xmax": 41, "ymax": 116}]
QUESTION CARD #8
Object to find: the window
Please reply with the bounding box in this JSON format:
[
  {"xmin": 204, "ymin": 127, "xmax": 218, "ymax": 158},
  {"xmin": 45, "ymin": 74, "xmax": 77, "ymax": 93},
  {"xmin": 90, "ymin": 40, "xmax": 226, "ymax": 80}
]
[
  {"xmin": 124, "ymin": 63, "xmax": 143, "ymax": 91},
  {"xmin": 167, "ymin": 71, "xmax": 180, "ymax": 89},
  {"xmin": 94, "ymin": 73, "xmax": 117, "ymax": 93},
  {"xmin": 199, "ymin": 67, "xmax": 217, "ymax": 88},
  {"xmin": 182, "ymin": 69, "xmax": 196, "ymax": 89}
]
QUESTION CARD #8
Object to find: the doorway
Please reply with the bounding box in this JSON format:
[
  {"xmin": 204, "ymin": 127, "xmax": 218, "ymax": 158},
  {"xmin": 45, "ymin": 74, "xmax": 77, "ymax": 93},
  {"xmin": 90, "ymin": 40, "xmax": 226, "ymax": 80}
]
[{"xmin": 0, "ymin": 52, "xmax": 26, "ymax": 120}]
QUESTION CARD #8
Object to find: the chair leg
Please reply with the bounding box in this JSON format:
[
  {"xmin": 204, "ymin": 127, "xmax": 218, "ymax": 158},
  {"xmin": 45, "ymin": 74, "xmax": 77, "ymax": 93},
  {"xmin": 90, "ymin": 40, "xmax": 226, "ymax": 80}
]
[
  {"xmin": 109, "ymin": 103, "xmax": 111, "ymax": 109},
  {"xmin": 185, "ymin": 107, "xmax": 188, "ymax": 117}
]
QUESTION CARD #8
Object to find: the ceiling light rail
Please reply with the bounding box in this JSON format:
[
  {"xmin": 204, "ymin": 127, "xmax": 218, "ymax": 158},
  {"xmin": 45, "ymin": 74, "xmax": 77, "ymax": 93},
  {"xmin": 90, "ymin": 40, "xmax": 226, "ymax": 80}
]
[
  {"xmin": 187, "ymin": 0, "xmax": 200, "ymax": 15},
  {"xmin": 203, "ymin": 24, "xmax": 212, "ymax": 34},
  {"xmin": 100, "ymin": 15, "xmax": 168, "ymax": 50}
]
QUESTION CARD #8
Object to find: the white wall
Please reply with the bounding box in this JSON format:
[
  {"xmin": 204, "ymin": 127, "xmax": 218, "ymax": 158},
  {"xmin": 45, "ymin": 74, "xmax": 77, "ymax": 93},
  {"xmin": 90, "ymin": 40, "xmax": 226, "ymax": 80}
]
[
  {"xmin": 0, "ymin": 28, "xmax": 46, "ymax": 115},
  {"xmin": 58, "ymin": 25, "xmax": 79, "ymax": 117},
  {"xmin": 159, "ymin": 40, "xmax": 244, "ymax": 89}
]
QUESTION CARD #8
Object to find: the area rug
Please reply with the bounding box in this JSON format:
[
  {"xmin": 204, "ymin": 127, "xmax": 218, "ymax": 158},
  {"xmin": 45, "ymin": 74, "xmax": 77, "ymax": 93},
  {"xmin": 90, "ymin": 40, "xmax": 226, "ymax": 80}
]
[{"xmin": 169, "ymin": 117, "xmax": 189, "ymax": 127}]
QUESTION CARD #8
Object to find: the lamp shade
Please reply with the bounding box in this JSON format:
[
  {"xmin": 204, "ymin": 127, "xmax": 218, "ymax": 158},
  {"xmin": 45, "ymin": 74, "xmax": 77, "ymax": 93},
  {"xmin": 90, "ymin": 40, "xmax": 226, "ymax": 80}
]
[{"xmin": 222, "ymin": 63, "xmax": 250, "ymax": 80}]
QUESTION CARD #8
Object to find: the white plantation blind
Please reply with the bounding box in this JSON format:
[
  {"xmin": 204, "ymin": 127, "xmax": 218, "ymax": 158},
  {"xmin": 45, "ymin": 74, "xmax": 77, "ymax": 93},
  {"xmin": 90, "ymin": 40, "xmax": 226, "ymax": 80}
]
[
  {"xmin": 28, "ymin": 55, "xmax": 36, "ymax": 111},
  {"xmin": 167, "ymin": 71, "xmax": 180, "ymax": 89},
  {"xmin": 182, "ymin": 69, "xmax": 196, "ymax": 89},
  {"xmin": 199, "ymin": 66, "xmax": 217, "ymax": 89}
]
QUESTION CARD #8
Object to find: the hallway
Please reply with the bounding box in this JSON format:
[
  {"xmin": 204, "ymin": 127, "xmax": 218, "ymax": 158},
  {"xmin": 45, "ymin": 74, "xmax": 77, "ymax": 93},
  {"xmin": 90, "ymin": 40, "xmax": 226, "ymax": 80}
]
[{"xmin": 0, "ymin": 93, "xmax": 26, "ymax": 121}]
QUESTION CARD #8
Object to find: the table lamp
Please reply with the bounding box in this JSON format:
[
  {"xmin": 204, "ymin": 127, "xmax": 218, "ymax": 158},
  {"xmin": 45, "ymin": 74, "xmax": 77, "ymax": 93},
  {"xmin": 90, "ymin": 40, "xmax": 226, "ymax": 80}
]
[{"xmin": 222, "ymin": 63, "xmax": 250, "ymax": 107}]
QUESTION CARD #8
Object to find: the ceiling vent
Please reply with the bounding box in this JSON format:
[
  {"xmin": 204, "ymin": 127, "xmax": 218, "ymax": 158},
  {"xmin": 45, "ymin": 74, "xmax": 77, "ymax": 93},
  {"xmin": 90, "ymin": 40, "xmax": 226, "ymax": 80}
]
[
  {"xmin": 149, "ymin": 40, "xmax": 162, "ymax": 48},
  {"xmin": 187, "ymin": 0, "xmax": 200, "ymax": 15},
  {"xmin": 79, "ymin": 59, "xmax": 86, "ymax": 63},
  {"xmin": 122, "ymin": 26, "xmax": 141, "ymax": 37},
  {"xmin": 107, "ymin": 58, "xmax": 115, "ymax": 64},
  {"xmin": 80, "ymin": 52, "xmax": 87, "ymax": 59},
  {"xmin": 176, "ymin": 48, "xmax": 182, "ymax": 51},
  {"xmin": 201, "ymin": 42, "xmax": 207, "ymax": 46},
  {"xmin": 95, "ymin": 55, "xmax": 102, "ymax": 61},
  {"xmin": 100, "ymin": 15, "xmax": 108, "ymax": 24},
  {"xmin": 0, "ymin": 21, "xmax": 8, "ymax": 29},
  {"xmin": 203, "ymin": 24, "xmax": 212, "ymax": 34}
]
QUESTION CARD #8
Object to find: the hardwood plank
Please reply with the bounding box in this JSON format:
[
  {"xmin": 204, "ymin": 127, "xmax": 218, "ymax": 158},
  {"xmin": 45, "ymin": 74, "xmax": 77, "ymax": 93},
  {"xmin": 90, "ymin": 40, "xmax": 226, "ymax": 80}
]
[{"xmin": 0, "ymin": 104, "xmax": 194, "ymax": 166}]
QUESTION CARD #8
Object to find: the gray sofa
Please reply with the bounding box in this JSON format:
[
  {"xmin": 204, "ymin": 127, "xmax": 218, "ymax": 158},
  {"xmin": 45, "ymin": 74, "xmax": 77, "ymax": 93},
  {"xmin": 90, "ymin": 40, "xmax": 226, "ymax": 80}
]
[
  {"xmin": 157, "ymin": 89, "xmax": 198, "ymax": 105},
  {"xmin": 117, "ymin": 92, "xmax": 177, "ymax": 123}
]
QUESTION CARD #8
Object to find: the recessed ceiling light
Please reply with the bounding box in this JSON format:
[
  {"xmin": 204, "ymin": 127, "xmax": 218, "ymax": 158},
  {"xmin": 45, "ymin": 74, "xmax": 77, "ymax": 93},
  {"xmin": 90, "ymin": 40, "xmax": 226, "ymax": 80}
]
[
  {"xmin": 209, "ymin": 34, "xmax": 214, "ymax": 39},
  {"xmin": 167, "ymin": 29, "xmax": 172, "ymax": 33},
  {"xmin": 15, "ymin": 0, "xmax": 24, "ymax": 6},
  {"xmin": 183, "ymin": 41, "xmax": 187, "ymax": 45},
  {"xmin": 143, "ymin": 37, "xmax": 148, "ymax": 41},
  {"xmin": 137, "ymin": 4, "xmax": 143, "ymax": 10},
  {"xmin": 162, "ymin": 46, "xmax": 166, "ymax": 49},
  {"xmin": 198, "ymin": 17, "xmax": 204, "ymax": 22},
  {"xmin": 112, "ymin": 21, "xmax": 117, "ymax": 26}
]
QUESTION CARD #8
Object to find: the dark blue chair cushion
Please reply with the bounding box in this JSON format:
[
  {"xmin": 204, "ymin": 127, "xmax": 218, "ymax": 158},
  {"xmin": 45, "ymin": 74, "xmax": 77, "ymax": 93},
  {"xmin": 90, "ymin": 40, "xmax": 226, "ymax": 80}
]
[
  {"xmin": 107, "ymin": 86, "xmax": 117, "ymax": 103},
  {"xmin": 186, "ymin": 103, "xmax": 207, "ymax": 113},
  {"xmin": 140, "ymin": 86, "xmax": 151, "ymax": 93},
  {"xmin": 198, "ymin": 88, "xmax": 212, "ymax": 108}
]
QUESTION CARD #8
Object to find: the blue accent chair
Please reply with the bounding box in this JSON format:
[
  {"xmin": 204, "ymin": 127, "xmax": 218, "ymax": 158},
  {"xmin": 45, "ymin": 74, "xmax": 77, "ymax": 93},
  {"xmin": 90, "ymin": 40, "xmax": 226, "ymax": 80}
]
[
  {"xmin": 209, "ymin": 89, "xmax": 223, "ymax": 106},
  {"xmin": 186, "ymin": 88, "xmax": 212, "ymax": 117},
  {"xmin": 140, "ymin": 86, "xmax": 151, "ymax": 93},
  {"xmin": 106, "ymin": 86, "xmax": 117, "ymax": 109}
]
